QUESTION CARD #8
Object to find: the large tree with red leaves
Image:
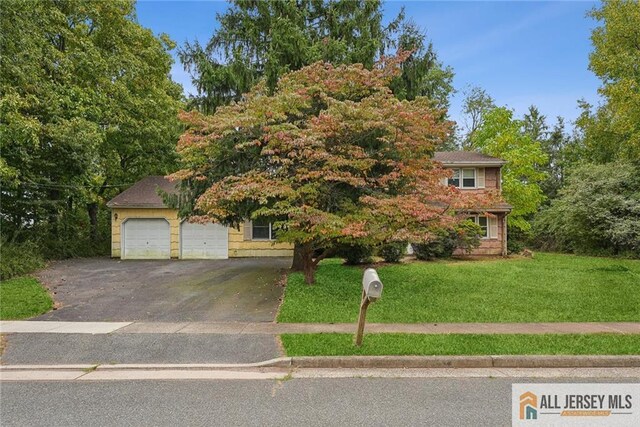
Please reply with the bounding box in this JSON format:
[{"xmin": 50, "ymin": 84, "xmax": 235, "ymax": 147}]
[{"xmin": 173, "ymin": 55, "xmax": 495, "ymax": 283}]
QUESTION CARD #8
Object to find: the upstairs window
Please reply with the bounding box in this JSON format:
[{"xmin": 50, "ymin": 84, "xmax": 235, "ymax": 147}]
[
  {"xmin": 252, "ymin": 219, "xmax": 276, "ymax": 240},
  {"xmin": 449, "ymin": 168, "xmax": 476, "ymax": 188},
  {"xmin": 448, "ymin": 169, "xmax": 460, "ymax": 187},
  {"xmin": 462, "ymin": 168, "xmax": 476, "ymax": 188}
]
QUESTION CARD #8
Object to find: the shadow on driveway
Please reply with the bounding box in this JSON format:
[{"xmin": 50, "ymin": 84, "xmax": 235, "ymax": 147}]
[{"xmin": 34, "ymin": 257, "xmax": 291, "ymax": 322}]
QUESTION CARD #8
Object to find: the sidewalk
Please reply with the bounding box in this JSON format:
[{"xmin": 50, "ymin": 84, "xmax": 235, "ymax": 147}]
[{"xmin": 2, "ymin": 320, "xmax": 640, "ymax": 335}]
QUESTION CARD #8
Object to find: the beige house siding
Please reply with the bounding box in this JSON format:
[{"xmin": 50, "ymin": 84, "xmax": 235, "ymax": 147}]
[
  {"xmin": 111, "ymin": 208, "xmax": 180, "ymax": 258},
  {"xmin": 228, "ymin": 223, "xmax": 294, "ymax": 257},
  {"xmin": 111, "ymin": 208, "xmax": 293, "ymax": 258}
]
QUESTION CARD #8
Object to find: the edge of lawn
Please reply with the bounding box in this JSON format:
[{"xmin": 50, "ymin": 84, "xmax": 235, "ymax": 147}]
[
  {"xmin": 277, "ymin": 254, "xmax": 640, "ymax": 323},
  {"xmin": 0, "ymin": 276, "xmax": 53, "ymax": 320},
  {"xmin": 280, "ymin": 333, "xmax": 640, "ymax": 356}
]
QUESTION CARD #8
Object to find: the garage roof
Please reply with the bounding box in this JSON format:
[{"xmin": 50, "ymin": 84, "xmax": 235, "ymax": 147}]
[
  {"xmin": 433, "ymin": 151, "xmax": 506, "ymax": 166},
  {"xmin": 106, "ymin": 176, "xmax": 180, "ymax": 209}
]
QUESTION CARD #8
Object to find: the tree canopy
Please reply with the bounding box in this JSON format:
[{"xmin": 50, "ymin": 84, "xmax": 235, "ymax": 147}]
[
  {"xmin": 576, "ymin": 0, "xmax": 640, "ymax": 162},
  {"xmin": 179, "ymin": 0, "xmax": 453, "ymax": 114},
  {"xmin": 174, "ymin": 56, "xmax": 495, "ymax": 282},
  {"xmin": 0, "ymin": 0, "xmax": 183, "ymax": 256},
  {"xmin": 534, "ymin": 162, "xmax": 640, "ymax": 256},
  {"xmin": 471, "ymin": 107, "xmax": 547, "ymax": 232}
]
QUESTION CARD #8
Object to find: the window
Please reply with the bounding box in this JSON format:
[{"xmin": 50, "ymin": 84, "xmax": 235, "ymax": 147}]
[
  {"xmin": 252, "ymin": 219, "xmax": 276, "ymax": 240},
  {"xmin": 465, "ymin": 215, "xmax": 489, "ymax": 238},
  {"xmin": 448, "ymin": 168, "xmax": 476, "ymax": 188},
  {"xmin": 448, "ymin": 169, "xmax": 460, "ymax": 187},
  {"xmin": 477, "ymin": 216, "xmax": 488, "ymax": 238},
  {"xmin": 462, "ymin": 168, "xmax": 476, "ymax": 188}
]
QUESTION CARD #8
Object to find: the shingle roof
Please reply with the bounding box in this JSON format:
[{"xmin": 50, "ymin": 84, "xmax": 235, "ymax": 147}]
[
  {"xmin": 433, "ymin": 151, "xmax": 506, "ymax": 166},
  {"xmin": 106, "ymin": 176, "xmax": 180, "ymax": 209}
]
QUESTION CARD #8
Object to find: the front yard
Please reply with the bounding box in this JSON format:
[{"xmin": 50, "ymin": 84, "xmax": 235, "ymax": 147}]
[
  {"xmin": 278, "ymin": 253, "xmax": 640, "ymax": 323},
  {"xmin": 0, "ymin": 277, "xmax": 53, "ymax": 320}
]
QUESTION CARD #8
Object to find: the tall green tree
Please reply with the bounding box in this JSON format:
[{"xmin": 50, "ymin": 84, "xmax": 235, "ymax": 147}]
[
  {"xmin": 577, "ymin": 0, "xmax": 640, "ymax": 162},
  {"xmin": 389, "ymin": 20, "xmax": 454, "ymax": 110},
  {"xmin": 459, "ymin": 86, "xmax": 495, "ymax": 149},
  {"xmin": 522, "ymin": 105, "xmax": 548, "ymax": 143},
  {"xmin": 179, "ymin": 0, "xmax": 453, "ymax": 114},
  {"xmin": 471, "ymin": 107, "xmax": 547, "ymax": 232},
  {"xmin": 0, "ymin": 0, "xmax": 182, "ymax": 255}
]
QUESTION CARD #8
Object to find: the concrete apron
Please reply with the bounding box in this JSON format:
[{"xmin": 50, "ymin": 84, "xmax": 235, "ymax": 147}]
[{"xmin": 2, "ymin": 356, "xmax": 640, "ymax": 381}]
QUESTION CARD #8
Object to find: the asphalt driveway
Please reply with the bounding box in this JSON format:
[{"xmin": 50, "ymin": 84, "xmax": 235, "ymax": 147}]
[{"xmin": 34, "ymin": 257, "xmax": 291, "ymax": 322}]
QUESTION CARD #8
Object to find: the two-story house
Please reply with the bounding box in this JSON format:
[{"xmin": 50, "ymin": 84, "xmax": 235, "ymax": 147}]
[
  {"xmin": 434, "ymin": 151, "xmax": 512, "ymax": 256},
  {"xmin": 107, "ymin": 151, "xmax": 511, "ymax": 259}
]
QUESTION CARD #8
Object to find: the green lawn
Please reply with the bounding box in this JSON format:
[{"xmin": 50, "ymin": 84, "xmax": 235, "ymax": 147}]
[
  {"xmin": 277, "ymin": 253, "xmax": 640, "ymax": 323},
  {"xmin": 0, "ymin": 277, "xmax": 53, "ymax": 319},
  {"xmin": 281, "ymin": 333, "xmax": 640, "ymax": 356}
]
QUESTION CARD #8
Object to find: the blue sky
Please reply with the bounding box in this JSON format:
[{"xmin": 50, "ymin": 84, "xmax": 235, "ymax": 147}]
[{"xmin": 136, "ymin": 0, "xmax": 601, "ymax": 129}]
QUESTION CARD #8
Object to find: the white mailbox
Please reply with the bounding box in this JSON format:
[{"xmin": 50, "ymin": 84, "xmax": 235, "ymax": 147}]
[{"xmin": 362, "ymin": 268, "xmax": 383, "ymax": 301}]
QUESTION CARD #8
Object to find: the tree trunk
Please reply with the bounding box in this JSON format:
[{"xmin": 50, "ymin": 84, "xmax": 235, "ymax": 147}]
[
  {"xmin": 299, "ymin": 243, "xmax": 316, "ymax": 284},
  {"xmin": 290, "ymin": 242, "xmax": 306, "ymax": 271},
  {"xmin": 87, "ymin": 202, "xmax": 98, "ymax": 242}
]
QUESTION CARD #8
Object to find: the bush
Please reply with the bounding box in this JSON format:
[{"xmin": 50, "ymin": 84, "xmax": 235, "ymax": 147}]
[
  {"xmin": 336, "ymin": 243, "xmax": 375, "ymax": 265},
  {"xmin": 412, "ymin": 222, "xmax": 482, "ymax": 261},
  {"xmin": 533, "ymin": 162, "xmax": 640, "ymax": 257},
  {"xmin": 378, "ymin": 241, "xmax": 407, "ymax": 263},
  {"xmin": 506, "ymin": 224, "xmax": 529, "ymax": 255},
  {"xmin": 0, "ymin": 239, "xmax": 45, "ymax": 280},
  {"xmin": 412, "ymin": 230, "xmax": 457, "ymax": 260}
]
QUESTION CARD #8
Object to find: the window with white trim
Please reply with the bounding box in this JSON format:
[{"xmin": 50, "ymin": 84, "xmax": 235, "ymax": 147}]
[
  {"xmin": 477, "ymin": 216, "xmax": 488, "ymax": 238},
  {"xmin": 466, "ymin": 215, "xmax": 489, "ymax": 238},
  {"xmin": 449, "ymin": 168, "xmax": 476, "ymax": 188},
  {"xmin": 251, "ymin": 219, "xmax": 276, "ymax": 240}
]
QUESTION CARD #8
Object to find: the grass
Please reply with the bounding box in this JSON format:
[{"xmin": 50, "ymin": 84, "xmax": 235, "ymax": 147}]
[
  {"xmin": 0, "ymin": 277, "xmax": 53, "ymax": 320},
  {"xmin": 281, "ymin": 333, "xmax": 640, "ymax": 356},
  {"xmin": 277, "ymin": 253, "xmax": 640, "ymax": 323}
]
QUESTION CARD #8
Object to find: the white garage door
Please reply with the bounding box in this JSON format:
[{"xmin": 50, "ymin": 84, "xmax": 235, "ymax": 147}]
[
  {"xmin": 180, "ymin": 222, "xmax": 228, "ymax": 259},
  {"xmin": 122, "ymin": 219, "xmax": 171, "ymax": 259}
]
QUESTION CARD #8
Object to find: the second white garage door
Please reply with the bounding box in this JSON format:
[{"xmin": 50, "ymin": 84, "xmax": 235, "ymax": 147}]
[
  {"xmin": 180, "ymin": 222, "xmax": 229, "ymax": 259},
  {"xmin": 122, "ymin": 218, "xmax": 171, "ymax": 259}
]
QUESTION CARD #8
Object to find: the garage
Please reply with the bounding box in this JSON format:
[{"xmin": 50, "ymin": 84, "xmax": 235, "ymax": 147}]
[
  {"xmin": 180, "ymin": 221, "xmax": 229, "ymax": 259},
  {"xmin": 122, "ymin": 218, "xmax": 171, "ymax": 259}
]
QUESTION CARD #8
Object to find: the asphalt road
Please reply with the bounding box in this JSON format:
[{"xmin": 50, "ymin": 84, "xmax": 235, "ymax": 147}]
[{"xmin": 2, "ymin": 377, "xmax": 634, "ymax": 427}]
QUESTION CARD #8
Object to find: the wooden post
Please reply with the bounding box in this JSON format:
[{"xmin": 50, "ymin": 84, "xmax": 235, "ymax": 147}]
[{"xmin": 355, "ymin": 289, "xmax": 370, "ymax": 347}]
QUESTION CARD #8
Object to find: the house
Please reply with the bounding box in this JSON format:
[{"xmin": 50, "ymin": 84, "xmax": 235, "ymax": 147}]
[
  {"xmin": 107, "ymin": 151, "xmax": 510, "ymax": 259},
  {"xmin": 106, "ymin": 176, "xmax": 293, "ymax": 259},
  {"xmin": 433, "ymin": 151, "xmax": 512, "ymax": 256}
]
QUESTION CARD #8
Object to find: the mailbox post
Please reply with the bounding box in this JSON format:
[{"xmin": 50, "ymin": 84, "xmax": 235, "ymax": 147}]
[{"xmin": 355, "ymin": 268, "xmax": 383, "ymax": 346}]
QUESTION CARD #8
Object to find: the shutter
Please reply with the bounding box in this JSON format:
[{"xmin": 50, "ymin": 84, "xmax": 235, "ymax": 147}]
[
  {"xmin": 477, "ymin": 168, "xmax": 485, "ymax": 188},
  {"xmin": 489, "ymin": 216, "xmax": 498, "ymax": 239},
  {"xmin": 243, "ymin": 220, "xmax": 252, "ymax": 241},
  {"xmin": 441, "ymin": 177, "xmax": 449, "ymax": 186}
]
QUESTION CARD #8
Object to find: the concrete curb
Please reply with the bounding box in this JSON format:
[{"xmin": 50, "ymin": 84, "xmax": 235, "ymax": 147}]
[
  {"xmin": 0, "ymin": 358, "xmax": 292, "ymax": 371},
  {"xmin": 2, "ymin": 356, "xmax": 639, "ymax": 372}
]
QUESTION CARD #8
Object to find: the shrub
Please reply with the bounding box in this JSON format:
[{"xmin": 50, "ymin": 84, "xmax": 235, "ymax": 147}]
[
  {"xmin": 0, "ymin": 239, "xmax": 45, "ymax": 280},
  {"xmin": 336, "ymin": 243, "xmax": 375, "ymax": 265},
  {"xmin": 378, "ymin": 241, "xmax": 407, "ymax": 263},
  {"xmin": 412, "ymin": 222, "xmax": 482, "ymax": 261},
  {"xmin": 533, "ymin": 162, "xmax": 640, "ymax": 257},
  {"xmin": 412, "ymin": 230, "xmax": 457, "ymax": 260}
]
